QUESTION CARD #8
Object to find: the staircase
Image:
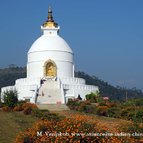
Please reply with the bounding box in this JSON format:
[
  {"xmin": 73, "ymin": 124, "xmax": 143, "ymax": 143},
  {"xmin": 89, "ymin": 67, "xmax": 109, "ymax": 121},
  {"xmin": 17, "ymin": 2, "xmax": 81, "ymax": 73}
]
[{"xmin": 36, "ymin": 79, "xmax": 63, "ymax": 104}]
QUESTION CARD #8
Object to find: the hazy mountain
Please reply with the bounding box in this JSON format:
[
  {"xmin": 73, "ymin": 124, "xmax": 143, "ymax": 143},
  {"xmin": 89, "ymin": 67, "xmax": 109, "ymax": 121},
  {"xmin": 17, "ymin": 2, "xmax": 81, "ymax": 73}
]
[
  {"xmin": 0, "ymin": 66, "xmax": 142, "ymax": 101},
  {"xmin": 75, "ymin": 71, "xmax": 143, "ymax": 101},
  {"xmin": 0, "ymin": 66, "xmax": 26, "ymax": 92}
]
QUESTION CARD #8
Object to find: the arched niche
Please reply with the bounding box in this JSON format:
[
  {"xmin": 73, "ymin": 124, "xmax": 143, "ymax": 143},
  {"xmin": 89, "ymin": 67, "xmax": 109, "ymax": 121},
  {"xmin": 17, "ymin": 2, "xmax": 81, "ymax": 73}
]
[{"xmin": 43, "ymin": 59, "xmax": 57, "ymax": 77}]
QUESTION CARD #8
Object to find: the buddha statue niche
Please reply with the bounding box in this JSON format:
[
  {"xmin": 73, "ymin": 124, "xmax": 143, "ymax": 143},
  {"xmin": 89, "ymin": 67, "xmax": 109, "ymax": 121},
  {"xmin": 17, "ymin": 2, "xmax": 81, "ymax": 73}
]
[{"xmin": 46, "ymin": 62, "xmax": 56, "ymax": 77}]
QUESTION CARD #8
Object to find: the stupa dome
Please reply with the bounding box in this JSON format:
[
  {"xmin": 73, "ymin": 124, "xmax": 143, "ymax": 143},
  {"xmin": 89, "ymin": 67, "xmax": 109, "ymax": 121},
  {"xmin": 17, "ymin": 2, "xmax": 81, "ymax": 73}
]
[
  {"xmin": 28, "ymin": 34, "xmax": 73, "ymax": 54},
  {"xmin": 27, "ymin": 7, "xmax": 74, "ymax": 78}
]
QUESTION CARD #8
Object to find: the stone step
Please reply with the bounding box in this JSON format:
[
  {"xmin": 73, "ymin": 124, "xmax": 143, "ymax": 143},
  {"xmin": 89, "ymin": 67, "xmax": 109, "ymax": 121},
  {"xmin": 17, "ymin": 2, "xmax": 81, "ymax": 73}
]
[
  {"xmin": 37, "ymin": 88, "xmax": 62, "ymax": 104},
  {"xmin": 41, "ymin": 80, "xmax": 59, "ymax": 89},
  {"xmin": 39, "ymin": 89, "xmax": 61, "ymax": 96},
  {"xmin": 37, "ymin": 96, "xmax": 63, "ymax": 104},
  {"xmin": 37, "ymin": 104, "xmax": 70, "ymax": 111}
]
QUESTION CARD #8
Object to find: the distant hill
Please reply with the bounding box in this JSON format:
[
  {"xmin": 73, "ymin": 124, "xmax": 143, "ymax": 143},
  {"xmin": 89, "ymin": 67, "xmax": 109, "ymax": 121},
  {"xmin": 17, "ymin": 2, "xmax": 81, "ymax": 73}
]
[
  {"xmin": 0, "ymin": 66, "xmax": 26, "ymax": 92},
  {"xmin": 75, "ymin": 71, "xmax": 143, "ymax": 100},
  {"xmin": 0, "ymin": 67, "xmax": 142, "ymax": 101}
]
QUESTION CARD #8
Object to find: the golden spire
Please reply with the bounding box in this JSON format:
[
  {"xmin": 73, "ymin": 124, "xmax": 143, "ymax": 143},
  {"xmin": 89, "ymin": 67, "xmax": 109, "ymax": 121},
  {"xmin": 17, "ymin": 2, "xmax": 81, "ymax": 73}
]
[
  {"xmin": 43, "ymin": 7, "xmax": 58, "ymax": 28},
  {"xmin": 47, "ymin": 6, "xmax": 54, "ymax": 22}
]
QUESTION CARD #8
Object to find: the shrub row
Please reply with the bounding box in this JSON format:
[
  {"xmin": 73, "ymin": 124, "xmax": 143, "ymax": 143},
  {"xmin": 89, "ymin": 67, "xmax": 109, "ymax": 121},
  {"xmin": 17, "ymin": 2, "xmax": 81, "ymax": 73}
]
[
  {"xmin": 68, "ymin": 99, "xmax": 96, "ymax": 114},
  {"xmin": 2, "ymin": 102, "xmax": 37, "ymax": 114},
  {"xmin": 2, "ymin": 102, "xmax": 62, "ymax": 122},
  {"xmin": 67, "ymin": 99, "xmax": 143, "ymax": 122}
]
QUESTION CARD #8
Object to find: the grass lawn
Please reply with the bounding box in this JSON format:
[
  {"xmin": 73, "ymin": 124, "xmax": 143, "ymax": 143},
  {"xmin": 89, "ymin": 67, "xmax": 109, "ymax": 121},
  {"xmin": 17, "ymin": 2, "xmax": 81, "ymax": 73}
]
[{"xmin": 0, "ymin": 110, "xmax": 37, "ymax": 143}]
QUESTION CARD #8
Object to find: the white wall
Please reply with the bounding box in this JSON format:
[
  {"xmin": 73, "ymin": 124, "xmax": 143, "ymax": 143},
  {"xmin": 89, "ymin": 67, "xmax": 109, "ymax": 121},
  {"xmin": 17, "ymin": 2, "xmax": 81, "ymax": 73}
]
[{"xmin": 27, "ymin": 51, "xmax": 74, "ymax": 78}]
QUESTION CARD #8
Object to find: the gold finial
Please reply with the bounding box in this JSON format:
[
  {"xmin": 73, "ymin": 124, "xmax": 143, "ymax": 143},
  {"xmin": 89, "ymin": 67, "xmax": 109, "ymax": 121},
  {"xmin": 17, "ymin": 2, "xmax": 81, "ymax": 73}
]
[{"xmin": 43, "ymin": 6, "xmax": 58, "ymax": 28}]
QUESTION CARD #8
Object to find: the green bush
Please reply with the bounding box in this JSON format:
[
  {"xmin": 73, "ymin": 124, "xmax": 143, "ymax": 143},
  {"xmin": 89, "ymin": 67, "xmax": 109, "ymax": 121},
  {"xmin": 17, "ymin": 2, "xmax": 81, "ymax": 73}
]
[
  {"xmin": 120, "ymin": 110, "xmax": 129, "ymax": 119},
  {"xmin": 107, "ymin": 106, "xmax": 121, "ymax": 118},
  {"xmin": 122, "ymin": 100, "xmax": 135, "ymax": 107},
  {"xmin": 32, "ymin": 108, "xmax": 61, "ymax": 121},
  {"xmin": 135, "ymin": 98, "xmax": 143, "ymax": 106},
  {"xmin": 32, "ymin": 108, "xmax": 44, "ymax": 118},
  {"xmin": 127, "ymin": 111, "xmax": 135, "ymax": 121},
  {"xmin": 3, "ymin": 90, "xmax": 18, "ymax": 108},
  {"xmin": 67, "ymin": 99, "xmax": 81, "ymax": 110},
  {"xmin": 86, "ymin": 92, "xmax": 98, "ymax": 103},
  {"xmin": 135, "ymin": 109, "xmax": 143, "ymax": 122},
  {"xmin": 78, "ymin": 101, "xmax": 96, "ymax": 113},
  {"xmin": 82, "ymin": 105, "xmax": 96, "ymax": 114},
  {"xmin": 99, "ymin": 102, "xmax": 107, "ymax": 106},
  {"xmin": 120, "ymin": 106, "xmax": 135, "ymax": 120},
  {"xmin": 43, "ymin": 112, "xmax": 61, "ymax": 122}
]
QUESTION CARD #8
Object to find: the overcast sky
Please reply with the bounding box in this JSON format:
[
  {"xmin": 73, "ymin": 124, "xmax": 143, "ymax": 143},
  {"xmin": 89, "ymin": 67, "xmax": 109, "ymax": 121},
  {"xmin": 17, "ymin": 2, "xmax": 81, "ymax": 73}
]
[{"xmin": 0, "ymin": 0, "xmax": 143, "ymax": 90}]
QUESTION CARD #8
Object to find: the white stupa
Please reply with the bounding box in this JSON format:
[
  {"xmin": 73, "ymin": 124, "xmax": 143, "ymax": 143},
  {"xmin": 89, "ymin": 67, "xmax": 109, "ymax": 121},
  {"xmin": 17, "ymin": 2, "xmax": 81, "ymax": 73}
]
[{"xmin": 1, "ymin": 8, "xmax": 99, "ymax": 104}]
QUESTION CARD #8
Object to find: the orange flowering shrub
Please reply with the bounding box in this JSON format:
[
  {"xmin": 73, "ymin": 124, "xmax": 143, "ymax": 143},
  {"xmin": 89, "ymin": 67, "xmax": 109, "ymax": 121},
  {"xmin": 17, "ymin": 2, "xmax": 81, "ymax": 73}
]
[
  {"xmin": 22, "ymin": 103, "xmax": 37, "ymax": 115},
  {"xmin": 22, "ymin": 103, "xmax": 37, "ymax": 109},
  {"xmin": 96, "ymin": 106, "xmax": 109, "ymax": 116},
  {"xmin": 23, "ymin": 107, "xmax": 33, "ymax": 115},
  {"xmin": 2, "ymin": 106, "xmax": 11, "ymax": 112},
  {"xmin": 13, "ymin": 105, "xmax": 23, "ymax": 111},
  {"xmin": 15, "ymin": 114, "xmax": 138, "ymax": 143}
]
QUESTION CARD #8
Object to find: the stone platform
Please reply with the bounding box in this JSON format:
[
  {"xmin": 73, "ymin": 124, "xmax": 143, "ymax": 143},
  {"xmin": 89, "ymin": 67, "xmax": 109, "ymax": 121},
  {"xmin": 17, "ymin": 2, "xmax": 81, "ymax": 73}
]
[{"xmin": 37, "ymin": 104, "xmax": 70, "ymax": 111}]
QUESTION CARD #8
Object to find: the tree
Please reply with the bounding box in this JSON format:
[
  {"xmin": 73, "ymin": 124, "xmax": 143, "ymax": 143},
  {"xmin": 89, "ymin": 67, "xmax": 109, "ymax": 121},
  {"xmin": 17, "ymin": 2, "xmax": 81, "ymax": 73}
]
[{"xmin": 3, "ymin": 89, "xmax": 18, "ymax": 107}]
